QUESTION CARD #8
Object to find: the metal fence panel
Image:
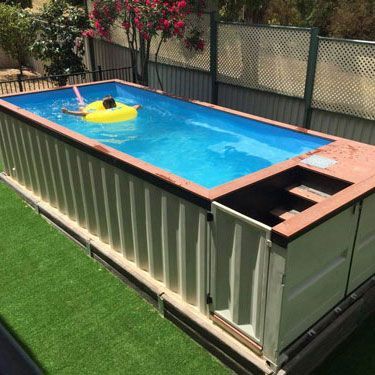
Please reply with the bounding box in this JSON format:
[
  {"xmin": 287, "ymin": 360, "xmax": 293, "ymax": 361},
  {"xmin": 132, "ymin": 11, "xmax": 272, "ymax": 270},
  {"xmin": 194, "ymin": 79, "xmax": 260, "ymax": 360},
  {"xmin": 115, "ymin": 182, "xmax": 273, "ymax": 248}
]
[
  {"xmin": 312, "ymin": 38, "xmax": 375, "ymax": 121},
  {"xmin": 217, "ymin": 23, "xmax": 311, "ymax": 98},
  {"xmin": 218, "ymin": 83, "xmax": 306, "ymax": 126},
  {"xmin": 148, "ymin": 62, "xmax": 212, "ymax": 102},
  {"xmin": 310, "ymin": 109, "xmax": 375, "ymax": 145},
  {"xmin": 0, "ymin": 67, "xmax": 133, "ymax": 95},
  {"xmin": 93, "ymin": 38, "xmax": 133, "ymax": 69}
]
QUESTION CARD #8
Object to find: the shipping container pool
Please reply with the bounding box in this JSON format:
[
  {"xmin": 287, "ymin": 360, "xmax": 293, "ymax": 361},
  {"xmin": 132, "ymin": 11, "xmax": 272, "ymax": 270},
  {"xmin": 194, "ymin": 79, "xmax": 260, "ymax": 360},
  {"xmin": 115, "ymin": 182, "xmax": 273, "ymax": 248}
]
[{"xmin": 0, "ymin": 80, "xmax": 374, "ymax": 374}]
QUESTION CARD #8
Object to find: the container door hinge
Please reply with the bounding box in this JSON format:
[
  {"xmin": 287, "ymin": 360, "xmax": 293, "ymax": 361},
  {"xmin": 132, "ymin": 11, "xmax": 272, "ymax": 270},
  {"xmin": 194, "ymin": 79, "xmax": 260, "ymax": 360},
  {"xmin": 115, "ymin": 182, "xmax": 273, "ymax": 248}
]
[
  {"xmin": 85, "ymin": 241, "xmax": 93, "ymax": 257},
  {"xmin": 352, "ymin": 201, "xmax": 363, "ymax": 215},
  {"xmin": 266, "ymin": 239, "xmax": 272, "ymax": 248},
  {"xmin": 207, "ymin": 212, "xmax": 214, "ymax": 222},
  {"xmin": 158, "ymin": 293, "xmax": 165, "ymax": 317},
  {"xmin": 281, "ymin": 274, "xmax": 286, "ymax": 285},
  {"xmin": 206, "ymin": 293, "xmax": 213, "ymax": 305}
]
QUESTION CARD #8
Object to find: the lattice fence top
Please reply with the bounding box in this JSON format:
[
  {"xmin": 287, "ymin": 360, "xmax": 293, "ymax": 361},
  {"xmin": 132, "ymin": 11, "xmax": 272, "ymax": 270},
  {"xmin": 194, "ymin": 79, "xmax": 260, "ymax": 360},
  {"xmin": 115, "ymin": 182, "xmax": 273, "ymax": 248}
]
[
  {"xmin": 217, "ymin": 23, "xmax": 311, "ymax": 98},
  {"xmin": 312, "ymin": 39, "xmax": 375, "ymax": 120},
  {"xmin": 149, "ymin": 13, "xmax": 211, "ymax": 72}
]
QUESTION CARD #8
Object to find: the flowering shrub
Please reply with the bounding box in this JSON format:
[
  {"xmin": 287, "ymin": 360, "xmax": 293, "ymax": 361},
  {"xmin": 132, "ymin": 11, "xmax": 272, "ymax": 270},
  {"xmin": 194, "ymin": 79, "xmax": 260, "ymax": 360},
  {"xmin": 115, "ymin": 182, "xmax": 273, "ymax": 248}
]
[
  {"xmin": 86, "ymin": 0, "xmax": 205, "ymax": 85},
  {"xmin": 183, "ymin": 27, "xmax": 204, "ymax": 51},
  {"xmin": 0, "ymin": 3, "xmax": 34, "ymax": 75},
  {"xmin": 31, "ymin": 0, "xmax": 89, "ymax": 85}
]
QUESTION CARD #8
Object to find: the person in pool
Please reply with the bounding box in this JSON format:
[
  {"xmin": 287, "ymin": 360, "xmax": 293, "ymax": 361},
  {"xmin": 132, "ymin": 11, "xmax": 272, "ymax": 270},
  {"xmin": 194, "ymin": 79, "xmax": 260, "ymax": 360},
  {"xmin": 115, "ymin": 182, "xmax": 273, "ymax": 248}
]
[{"xmin": 62, "ymin": 95, "xmax": 141, "ymax": 116}]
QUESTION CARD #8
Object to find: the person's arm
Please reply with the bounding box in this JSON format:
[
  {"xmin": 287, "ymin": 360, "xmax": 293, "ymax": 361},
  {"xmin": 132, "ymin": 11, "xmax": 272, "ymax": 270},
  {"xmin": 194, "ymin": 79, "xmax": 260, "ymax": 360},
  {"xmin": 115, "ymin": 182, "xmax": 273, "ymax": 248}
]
[
  {"xmin": 62, "ymin": 107, "xmax": 88, "ymax": 117},
  {"xmin": 133, "ymin": 104, "xmax": 142, "ymax": 110}
]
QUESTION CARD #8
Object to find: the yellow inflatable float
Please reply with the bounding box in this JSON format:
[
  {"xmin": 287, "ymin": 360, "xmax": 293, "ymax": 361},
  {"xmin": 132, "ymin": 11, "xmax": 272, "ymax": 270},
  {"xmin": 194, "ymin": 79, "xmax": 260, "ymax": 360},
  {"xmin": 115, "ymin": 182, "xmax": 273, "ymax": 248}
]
[{"xmin": 84, "ymin": 100, "xmax": 138, "ymax": 123}]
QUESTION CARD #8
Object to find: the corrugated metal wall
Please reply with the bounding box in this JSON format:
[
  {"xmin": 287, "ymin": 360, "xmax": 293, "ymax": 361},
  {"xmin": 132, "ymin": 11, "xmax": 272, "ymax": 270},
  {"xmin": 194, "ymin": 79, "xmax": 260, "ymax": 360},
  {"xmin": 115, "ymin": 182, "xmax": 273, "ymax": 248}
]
[
  {"xmin": 218, "ymin": 83, "xmax": 305, "ymax": 126},
  {"xmin": 148, "ymin": 62, "xmax": 212, "ymax": 102},
  {"xmin": 0, "ymin": 112, "xmax": 209, "ymax": 313},
  {"xmin": 310, "ymin": 109, "xmax": 375, "ymax": 145},
  {"xmin": 278, "ymin": 205, "xmax": 361, "ymax": 351},
  {"xmin": 92, "ymin": 38, "xmax": 133, "ymax": 69}
]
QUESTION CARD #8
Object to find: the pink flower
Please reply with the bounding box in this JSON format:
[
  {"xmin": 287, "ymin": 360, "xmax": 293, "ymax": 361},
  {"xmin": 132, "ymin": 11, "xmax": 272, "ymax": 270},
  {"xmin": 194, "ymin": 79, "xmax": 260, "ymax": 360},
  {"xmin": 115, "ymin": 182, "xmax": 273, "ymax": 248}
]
[
  {"xmin": 163, "ymin": 19, "xmax": 170, "ymax": 29},
  {"xmin": 178, "ymin": 1, "xmax": 186, "ymax": 8},
  {"xmin": 196, "ymin": 39, "xmax": 205, "ymax": 50},
  {"xmin": 122, "ymin": 21, "xmax": 130, "ymax": 30},
  {"xmin": 174, "ymin": 20, "xmax": 185, "ymax": 29},
  {"xmin": 115, "ymin": 0, "xmax": 122, "ymax": 11},
  {"xmin": 82, "ymin": 29, "xmax": 95, "ymax": 38}
]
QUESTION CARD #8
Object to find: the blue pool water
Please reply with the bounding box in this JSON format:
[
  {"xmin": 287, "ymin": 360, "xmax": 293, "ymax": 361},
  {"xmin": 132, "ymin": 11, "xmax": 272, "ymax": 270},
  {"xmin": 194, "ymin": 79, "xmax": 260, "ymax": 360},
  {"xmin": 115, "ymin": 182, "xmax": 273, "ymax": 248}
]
[{"xmin": 4, "ymin": 82, "xmax": 331, "ymax": 188}]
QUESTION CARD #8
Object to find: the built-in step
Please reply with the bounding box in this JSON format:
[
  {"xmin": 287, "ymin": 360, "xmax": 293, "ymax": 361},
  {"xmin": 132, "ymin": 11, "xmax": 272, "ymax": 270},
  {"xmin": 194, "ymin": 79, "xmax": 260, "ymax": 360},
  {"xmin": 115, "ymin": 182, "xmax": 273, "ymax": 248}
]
[
  {"xmin": 217, "ymin": 166, "xmax": 352, "ymax": 227},
  {"xmin": 270, "ymin": 207, "xmax": 300, "ymax": 221},
  {"xmin": 286, "ymin": 185, "xmax": 331, "ymax": 204}
]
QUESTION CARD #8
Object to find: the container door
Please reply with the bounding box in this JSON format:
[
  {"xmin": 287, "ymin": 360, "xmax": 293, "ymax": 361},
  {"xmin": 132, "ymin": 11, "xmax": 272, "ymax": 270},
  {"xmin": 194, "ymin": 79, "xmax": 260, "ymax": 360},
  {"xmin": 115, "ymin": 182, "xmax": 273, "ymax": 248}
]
[{"xmin": 210, "ymin": 202, "xmax": 272, "ymax": 347}]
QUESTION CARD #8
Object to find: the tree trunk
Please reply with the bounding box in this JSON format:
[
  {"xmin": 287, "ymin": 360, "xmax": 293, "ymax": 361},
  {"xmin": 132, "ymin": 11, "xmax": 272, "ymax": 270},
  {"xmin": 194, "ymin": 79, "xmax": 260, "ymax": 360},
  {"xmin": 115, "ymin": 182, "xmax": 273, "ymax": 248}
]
[
  {"xmin": 139, "ymin": 38, "xmax": 149, "ymax": 86},
  {"xmin": 155, "ymin": 37, "xmax": 164, "ymax": 90}
]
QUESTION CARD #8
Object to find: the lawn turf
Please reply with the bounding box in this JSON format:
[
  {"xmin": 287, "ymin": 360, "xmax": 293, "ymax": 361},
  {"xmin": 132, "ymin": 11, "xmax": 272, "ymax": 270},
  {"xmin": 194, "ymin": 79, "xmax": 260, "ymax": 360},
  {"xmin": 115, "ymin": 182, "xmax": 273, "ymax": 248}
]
[{"xmin": 0, "ymin": 181, "xmax": 229, "ymax": 374}]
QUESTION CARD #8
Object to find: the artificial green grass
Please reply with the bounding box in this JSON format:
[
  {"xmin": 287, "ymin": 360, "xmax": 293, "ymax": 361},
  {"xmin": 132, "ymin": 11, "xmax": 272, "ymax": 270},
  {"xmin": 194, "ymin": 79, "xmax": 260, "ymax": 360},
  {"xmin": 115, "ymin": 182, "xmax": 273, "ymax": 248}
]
[
  {"xmin": 313, "ymin": 314, "xmax": 375, "ymax": 375},
  {"xmin": 0, "ymin": 182, "xmax": 229, "ymax": 374}
]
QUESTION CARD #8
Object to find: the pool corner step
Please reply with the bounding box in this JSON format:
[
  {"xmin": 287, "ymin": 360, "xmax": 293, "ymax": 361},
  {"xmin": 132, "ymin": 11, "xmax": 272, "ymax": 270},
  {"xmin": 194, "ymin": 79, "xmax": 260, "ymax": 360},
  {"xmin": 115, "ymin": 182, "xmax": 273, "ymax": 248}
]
[
  {"xmin": 270, "ymin": 207, "xmax": 300, "ymax": 221},
  {"xmin": 286, "ymin": 185, "xmax": 331, "ymax": 204}
]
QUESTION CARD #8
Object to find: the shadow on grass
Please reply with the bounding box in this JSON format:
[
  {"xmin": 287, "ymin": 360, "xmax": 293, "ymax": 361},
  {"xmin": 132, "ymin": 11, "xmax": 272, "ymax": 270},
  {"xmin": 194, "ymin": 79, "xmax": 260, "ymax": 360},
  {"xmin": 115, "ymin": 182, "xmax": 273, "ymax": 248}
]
[
  {"xmin": 0, "ymin": 316, "xmax": 45, "ymax": 374},
  {"xmin": 313, "ymin": 313, "xmax": 375, "ymax": 374}
]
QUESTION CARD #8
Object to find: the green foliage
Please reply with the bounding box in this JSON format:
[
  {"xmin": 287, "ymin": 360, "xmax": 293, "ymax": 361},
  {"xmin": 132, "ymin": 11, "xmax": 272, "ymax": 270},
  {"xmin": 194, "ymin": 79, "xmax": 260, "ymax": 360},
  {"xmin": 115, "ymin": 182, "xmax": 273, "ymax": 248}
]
[
  {"xmin": 67, "ymin": 0, "xmax": 84, "ymax": 5},
  {"xmin": 1, "ymin": 0, "xmax": 32, "ymax": 9},
  {"xmin": 31, "ymin": 0, "xmax": 89, "ymax": 85},
  {"xmin": 265, "ymin": 0, "xmax": 302, "ymax": 25},
  {"xmin": 307, "ymin": 0, "xmax": 336, "ymax": 35},
  {"xmin": 328, "ymin": 0, "xmax": 375, "ymax": 40},
  {"xmin": 218, "ymin": 0, "xmax": 269, "ymax": 23},
  {"xmin": 0, "ymin": 3, "xmax": 34, "ymax": 74}
]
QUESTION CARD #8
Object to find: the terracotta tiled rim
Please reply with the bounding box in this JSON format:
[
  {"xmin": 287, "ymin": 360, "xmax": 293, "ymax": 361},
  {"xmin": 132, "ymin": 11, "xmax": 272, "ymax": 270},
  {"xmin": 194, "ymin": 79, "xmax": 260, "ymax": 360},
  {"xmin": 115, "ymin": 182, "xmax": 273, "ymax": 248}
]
[{"xmin": 1, "ymin": 79, "xmax": 375, "ymax": 246}]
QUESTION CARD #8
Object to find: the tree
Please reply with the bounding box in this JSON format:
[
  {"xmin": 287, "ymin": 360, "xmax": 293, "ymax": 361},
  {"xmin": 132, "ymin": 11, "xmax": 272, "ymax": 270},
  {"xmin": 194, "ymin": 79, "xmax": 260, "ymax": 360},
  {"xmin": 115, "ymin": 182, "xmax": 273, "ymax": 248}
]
[
  {"xmin": 218, "ymin": 0, "xmax": 270, "ymax": 23},
  {"xmin": 87, "ymin": 0, "xmax": 206, "ymax": 87},
  {"xmin": 31, "ymin": 0, "xmax": 90, "ymax": 85},
  {"xmin": 0, "ymin": 3, "xmax": 34, "ymax": 75},
  {"xmin": 217, "ymin": 0, "xmax": 375, "ymax": 40},
  {"xmin": 307, "ymin": 0, "xmax": 336, "ymax": 36},
  {"xmin": 264, "ymin": 0, "xmax": 302, "ymax": 25},
  {"xmin": 1, "ymin": 0, "xmax": 32, "ymax": 8},
  {"xmin": 328, "ymin": 0, "xmax": 375, "ymax": 40}
]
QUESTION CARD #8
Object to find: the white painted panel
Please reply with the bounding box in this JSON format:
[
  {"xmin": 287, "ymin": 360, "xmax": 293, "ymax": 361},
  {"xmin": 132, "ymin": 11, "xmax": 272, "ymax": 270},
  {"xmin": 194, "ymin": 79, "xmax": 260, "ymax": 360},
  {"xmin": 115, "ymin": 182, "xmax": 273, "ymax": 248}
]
[
  {"xmin": 348, "ymin": 194, "xmax": 375, "ymax": 292},
  {"xmin": 278, "ymin": 205, "xmax": 360, "ymax": 351},
  {"xmin": 0, "ymin": 114, "xmax": 209, "ymax": 313},
  {"xmin": 0, "ymin": 114, "xmax": 12, "ymax": 175},
  {"xmin": 211, "ymin": 202, "xmax": 271, "ymax": 343}
]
